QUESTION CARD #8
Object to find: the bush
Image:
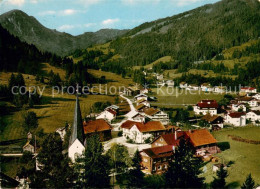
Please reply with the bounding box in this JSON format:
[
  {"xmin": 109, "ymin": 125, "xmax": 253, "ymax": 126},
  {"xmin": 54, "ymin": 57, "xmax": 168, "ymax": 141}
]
[
  {"xmin": 217, "ymin": 142, "xmax": 230, "ymax": 151},
  {"xmin": 118, "ymin": 131, "xmax": 123, "ymax": 137}
]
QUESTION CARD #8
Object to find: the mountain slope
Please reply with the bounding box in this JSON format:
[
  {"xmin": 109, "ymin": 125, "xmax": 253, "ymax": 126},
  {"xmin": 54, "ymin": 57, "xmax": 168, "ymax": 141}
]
[
  {"xmin": 0, "ymin": 10, "xmax": 128, "ymax": 56},
  {"xmin": 110, "ymin": 0, "xmax": 260, "ymax": 66}
]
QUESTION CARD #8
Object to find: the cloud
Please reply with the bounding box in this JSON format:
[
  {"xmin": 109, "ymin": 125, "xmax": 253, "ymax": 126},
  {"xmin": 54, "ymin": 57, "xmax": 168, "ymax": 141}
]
[
  {"xmin": 58, "ymin": 24, "xmax": 75, "ymax": 31},
  {"xmin": 102, "ymin": 18, "xmax": 120, "ymax": 26},
  {"xmin": 173, "ymin": 0, "xmax": 202, "ymax": 6},
  {"xmin": 38, "ymin": 10, "xmax": 56, "ymax": 16},
  {"xmin": 38, "ymin": 9, "xmax": 83, "ymax": 16},
  {"xmin": 84, "ymin": 23, "xmax": 96, "ymax": 28},
  {"xmin": 60, "ymin": 9, "xmax": 77, "ymax": 15},
  {"xmin": 4, "ymin": 0, "xmax": 25, "ymax": 6},
  {"xmin": 76, "ymin": 0, "xmax": 103, "ymax": 7},
  {"xmin": 121, "ymin": 0, "xmax": 160, "ymax": 5}
]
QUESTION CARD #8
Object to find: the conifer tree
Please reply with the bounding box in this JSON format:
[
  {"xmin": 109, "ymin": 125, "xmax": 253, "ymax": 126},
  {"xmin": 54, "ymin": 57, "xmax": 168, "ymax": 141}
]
[
  {"xmin": 241, "ymin": 174, "xmax": 255, "ymax": 189},
  {"xmin": 211, "ymin": 164, "xmax": 228, "ymax": 189}
]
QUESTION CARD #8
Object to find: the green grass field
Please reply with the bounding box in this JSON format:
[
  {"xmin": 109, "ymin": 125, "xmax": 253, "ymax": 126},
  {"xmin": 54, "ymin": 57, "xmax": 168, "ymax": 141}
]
[
  {"xmin": 150, "ymin": 87, "xmax": 225, "ymax": 108},
  {"xmin": 134, "ymin": 56, "xmax": 172, "ymax": 70},
  {"xmin": 202, "ymin": 126, "xmax": 260, "ymax": 186}
]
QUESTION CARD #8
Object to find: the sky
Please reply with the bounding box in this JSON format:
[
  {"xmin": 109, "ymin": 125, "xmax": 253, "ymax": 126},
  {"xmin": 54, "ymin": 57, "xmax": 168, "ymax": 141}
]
[{"xmin": 0, "ymin": 0, "xmax": 220, "ymax": 36}]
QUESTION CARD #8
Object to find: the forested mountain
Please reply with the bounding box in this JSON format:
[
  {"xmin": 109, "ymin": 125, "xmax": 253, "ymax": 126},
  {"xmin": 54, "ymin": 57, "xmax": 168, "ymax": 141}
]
[
  {"xmin": 0, "ymin": 10, "xmax": 128, "ymax": 56},
  {"xmin": 0, "ymin": 24, "xmax": 51, "ymax": 74},
  {"xmin": 110, "ymin": 0, "xmax": 260, "ymax": 66}
]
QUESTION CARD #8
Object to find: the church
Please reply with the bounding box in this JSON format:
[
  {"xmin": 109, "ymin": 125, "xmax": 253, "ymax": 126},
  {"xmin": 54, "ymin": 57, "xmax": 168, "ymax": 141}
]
[{"xmin": 68, "ymin": 95, "xmax": 85, "ymax": 163}]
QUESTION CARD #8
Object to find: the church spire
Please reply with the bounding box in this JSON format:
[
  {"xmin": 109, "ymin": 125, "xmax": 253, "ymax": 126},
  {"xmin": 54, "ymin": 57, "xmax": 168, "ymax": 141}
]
[{"xmin": 69, "ymin": 94, "xmax": 84, "ymax": 147}]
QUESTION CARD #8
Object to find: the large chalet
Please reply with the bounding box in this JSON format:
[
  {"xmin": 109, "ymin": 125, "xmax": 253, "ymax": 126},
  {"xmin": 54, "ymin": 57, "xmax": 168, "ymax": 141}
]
[{"xmin": 193, "ymin": 100, "xmax": 218, "ymax": 115}]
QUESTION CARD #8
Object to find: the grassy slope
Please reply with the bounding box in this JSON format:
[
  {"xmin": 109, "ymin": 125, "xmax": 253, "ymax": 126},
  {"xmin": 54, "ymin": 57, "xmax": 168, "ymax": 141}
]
[
  {"xmin": 0, "ymin": 64, "xmax": 133, "ymax": 140},
  {"xmin": 133, "ymin": 56, "xmax": 172, "ymax": 70},
  {"xmin": 202, "ymin": 127, "xmax": 260, "ymax": 185}
]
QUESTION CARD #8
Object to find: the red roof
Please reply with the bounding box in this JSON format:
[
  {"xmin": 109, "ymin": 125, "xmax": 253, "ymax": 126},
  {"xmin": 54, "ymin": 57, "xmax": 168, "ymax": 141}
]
[
  {"xmin": 228, "ymin": 112, "xmax": 246, "ymax": 118},
  {"xmin": 83, "ymin": 119, "xmax": 112, "ymax": 134},
  {"xmin": 197, "ymin": 100, "xmax": 218, "ymax": 109},
  {"xmin": 153, "ymin": 132, "xmax": 186, "ymax": 146},
  {"xmin": 121, "ymin": 120, "xmax": 166, "ymax": 133},
  {"xmin": 241, "ymin": 87, "xmax": 256, "ymax": 91},
  {"xmin": 142, "ymin": 145, "xmax": 174, "ymax": 158},
  {"xmin": 106, "ymin": 108, "xmax": 117, "ymax": 116},
  {"xmin": 184, "ymin": 129, "xmax": 217, "ymax": 147}
]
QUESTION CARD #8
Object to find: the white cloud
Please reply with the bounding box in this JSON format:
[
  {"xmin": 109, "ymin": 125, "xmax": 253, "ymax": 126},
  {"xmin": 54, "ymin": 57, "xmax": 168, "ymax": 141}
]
[
  {"xmin": 84, "ymin": 23, "xmax": 96, "ymax": 28},
  {"xmin": 38, "ymin": 10, "xmax": 56, "ymax": 16},
  {"xmin": 76, "ymin": 0, "xmax": 103, "ymax": 7},
  {"xmin": 58, "ymin": 24, "xmax": 75, "ymax": 31},
  {"xmin": 102, "ymin": 18, "xmax": 120, "ymax": 26},
  {"xmin": 4, "ymin": 0, "xmax": 25, "ymax": 6},
  {"xmin": 121, "ymin": 0, "xmax": 160, "ymax": 5},
  {"xmin": 173, "ymin": 0, "xmax": 202, "ymax": 6},
  {"xmin": 60, "ymin": 9, "xmax": 77, "ymax": 16}
]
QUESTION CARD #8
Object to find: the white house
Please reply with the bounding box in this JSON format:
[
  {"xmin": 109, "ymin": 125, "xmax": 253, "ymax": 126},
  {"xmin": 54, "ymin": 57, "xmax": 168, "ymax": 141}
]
[
  {"xmin": 231, "ymin": 103, "xmax": 247, "ymax": 112},
  {"xmin": 130, "ymin": 113, "xmax": 146, "ymax": 122},
  {"xmin": 187, "ymin": 84, "xmax": 200, "ymax": 91},
  {"xmin": 136, "ymin": 98, "xmax": 150, "ymax": 107},
  {"xmin": 23, "ymin": 141, "xmax": 35, "ymax": 153},
  {"xmin": 240, "ymin": 87, "xmax": 257, "ymax": 94},
  {"xmin": 246, "ymin": 111, "xmax": 260, "ymax": 123},
  {"xmin": 180, "ymin": 82, "xmax": 188, "ymax": 89},
  {"xmin": 140, "ymin": 88, "xmax": 150, "ymax": 94},
  {"xmin": 193, "ymin": 100, "xmax": 218, "ymax": 115},
  {"xmin": 96, "ymin": 108, "xmax": 117, "ymax": 123},
  {"xmin": 156, "ymin": 74, "xmax": 164, "ymax": 80},
  {"xmin": 143, "ymin": 107, "xmax": 169, "ymax": 125},
  {"xmin": 121, "ymin": 120, "xmax": 166, "ymax": 143},
  {"xmin": 214, "ymin": 86, "xmax": 226, "ymax": 93},
  {"xmin": 201, "ymin": 83, "xmax": 214, "ymax": 92},
  {"xmin": 238, "ymin": 97, "xmax": 258, "ymax": 107},
  {"xmin": 247, "ymin": 93, "xmax": 260, "ymax": 100},
  {"xmin": 134, "ymin": 94, "xmax": 148, "ymax": 102},
  {"xmin": 166, "ymin": 80, "xmax": 175, "ymax": 86},
  {"xmin": 68, "ymin": 96, "xmax": 85, "ymax": 163},
  {"xmin": 225, "ymin": 112, "xmax": 246, "ymax": 127},
  {"xmin": 56, "ymin": 127, "xmax": 67, "ymax": 141}
]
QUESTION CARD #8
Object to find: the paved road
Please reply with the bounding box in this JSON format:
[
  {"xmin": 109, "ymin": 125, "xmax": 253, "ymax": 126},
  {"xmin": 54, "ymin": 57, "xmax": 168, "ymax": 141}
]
[{"xmin": 120, "ymin": 95, "xmax": 138, "ymax": 119}]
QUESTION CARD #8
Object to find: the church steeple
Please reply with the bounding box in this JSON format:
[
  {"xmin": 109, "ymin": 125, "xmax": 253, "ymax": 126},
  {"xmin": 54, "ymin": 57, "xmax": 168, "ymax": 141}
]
[{"xmin": 69, "ymin": 94, "xmax": 85, "ymax": 147}]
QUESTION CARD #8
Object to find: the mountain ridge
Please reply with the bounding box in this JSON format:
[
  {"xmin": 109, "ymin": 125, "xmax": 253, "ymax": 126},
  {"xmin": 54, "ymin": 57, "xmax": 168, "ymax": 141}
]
[{"xmin": 0, "ymin": 10, "xmax": 128, "ymax": 56}]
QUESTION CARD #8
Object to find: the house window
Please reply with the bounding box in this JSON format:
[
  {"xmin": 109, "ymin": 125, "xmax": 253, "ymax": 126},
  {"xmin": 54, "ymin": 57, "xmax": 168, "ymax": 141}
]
[
  {"xmin": 144, "ymin": 158, "xmax": 148, "ymax": 162},
  {"xmin": 160, "ymin": 138, "xmax": 163, "ymax": 142},
  {"xmin": 158, "ymin": 166, "xmax": 161, "ymax": 170}
]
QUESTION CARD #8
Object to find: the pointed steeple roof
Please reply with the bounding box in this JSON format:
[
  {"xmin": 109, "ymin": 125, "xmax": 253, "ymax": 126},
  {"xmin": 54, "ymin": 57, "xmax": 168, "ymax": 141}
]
[{"xmin": 69, "ymin": 95, "xmax": 85, "ymax": 147}]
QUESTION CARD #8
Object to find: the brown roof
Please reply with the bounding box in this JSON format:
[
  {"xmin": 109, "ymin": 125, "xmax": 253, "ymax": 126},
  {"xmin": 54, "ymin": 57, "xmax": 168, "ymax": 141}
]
[
  {"xmin": 144, "ymin": 107, "xmax": 160, "ymax": 116},
  {"xmin": 197, "ymin": 100, "xmax": 218, "ymax": 109},
  {"xmin": 228, "ymin": 112, "xmax": 246, "ymax": 118},
  {"xmin": 136, "ymin": 104, "xmax": 145, "ymax": 110},
  {"xmin": 137, "ymin": 99, "xmax": 147, "ymax": 103},
  {"xmin": 142, "ymin": 145, "xmax": 174, "ymax": 158},
  {"xmin": 238, "ymin": 97, "xmax": 254, "ymax": 102},
  {"xmin": 184, "ymin": 129, "xmax": 217, "ymax": 147},
  {"xmin": 154, "ymin": 132, "xmax": 186, "ymax": 146},
  {"xmin": 201, "ymin": 114, "xmax": 219, "ymax": 122},
  {"xmin": 121, "ymin": 120, "xmax": 166, "ymax": 133},
  {"xmin": 83, "ymin": 119, "xmax": 112, "ymax": 134},
  {"xmin": 106, "ymin": 108, "xmax": 117, "ymax": 116},
  {"xmin": 251, "ymin": 110, "xmax": 260, "ymax": 115}
]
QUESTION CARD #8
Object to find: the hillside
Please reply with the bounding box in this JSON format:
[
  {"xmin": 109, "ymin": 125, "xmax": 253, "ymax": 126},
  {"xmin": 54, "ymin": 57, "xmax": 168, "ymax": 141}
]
[
  {"xmin": 0, "ymin": 10, "xmax": 128, "ymax": 56},
  {"xmin": 110, "ymin": 0, "xmax": 260, "ymax": 66}
]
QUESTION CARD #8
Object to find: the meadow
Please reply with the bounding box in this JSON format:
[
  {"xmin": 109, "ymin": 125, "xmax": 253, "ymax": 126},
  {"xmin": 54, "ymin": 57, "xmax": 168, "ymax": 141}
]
[{"xmin": 203, "ymin": 126, "xmax": 260, "ymax": 186}]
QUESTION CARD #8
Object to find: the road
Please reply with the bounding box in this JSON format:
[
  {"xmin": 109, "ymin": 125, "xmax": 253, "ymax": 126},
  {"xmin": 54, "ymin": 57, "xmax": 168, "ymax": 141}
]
[{"xmin": 120, "ymin": 95, "xmax": 138, "ymax": 118}]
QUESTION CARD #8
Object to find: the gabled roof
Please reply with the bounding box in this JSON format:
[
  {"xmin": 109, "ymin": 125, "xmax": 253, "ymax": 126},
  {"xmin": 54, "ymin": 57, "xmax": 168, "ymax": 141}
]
[
  {"xmin": 106, "ymin": 108, "xmax": 117, "ymax": 116},
  {"xmin": 153, "ymin": 132, "xmax": 186, "ymax": 146},
  {"xmin": 121, "ymin": 120, "xmax": 165, "ymax": 133},
  {"xmin": 238, "ymin": 97, "xmax": 254, "ymax": 102},
  {"xmin": 83, "ymin": 119, "xmax": 112, "ymax": 134},
  {"xmin": 136, "ymin": 103, "xmax": 146, "ymax": 110},
  {"xmin": 144, "ymin": 107, "xmax": 160, "ymax": 116},
  {"xmin": 241, "ymin": 87, "xmax": 256, "ymax": 90},
  {"xmin": 197, "ymin": 100, "xmax": 218, "ymax": 109},
  {"xmin": 248, "ymin": 110, "xmax": 260, "ymax": 116},
  {"xmin": 69, "ymin": 95, "xmax": 84, "ymax": 147},
  {"xmin": 137, "ymin": 98, "xmax": 147, "ymax": 103},
  {"xmin": 184, "ymin": 129, "xmax": 217, "ymax": 147},
  {"xmin": 201, "ymin": 114, "xmax": 222, "ymax": 123},
  {"xmin": 142, "ymin": 145, "xmax": 174, "ymax": 159},
  {"xmin": 228, "ymin": 112, "xmax": 246, "ymax": 118}
]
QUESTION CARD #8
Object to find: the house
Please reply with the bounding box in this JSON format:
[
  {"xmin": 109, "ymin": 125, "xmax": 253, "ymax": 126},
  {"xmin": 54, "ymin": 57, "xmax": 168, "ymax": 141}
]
[
  {"xmin": 136, "ymin": 103, "xmax": 150, "ymax": 112},
  {"xmin": 165, "ymin": 80, "xmax": 174, "ymax": 86},
  {"xmin": 179, "ymin": 82, "xmax": 188, "ymax": 89},
  {"xmin": 136, "ymin": 98, "xmax": 150, "ymax": 108},
  {"xmin": 246, "ymin": 111, "xmax": 260, "ymax": 123},
  {"xmin": 151, "ymin": 131, "xmax": 185, "ymax": 148},
  {"xmin": 140, "ymin": 145, "xmax": 175, "ymax": 174},
  {"xmin": 193, "ymin": 100, "xmax": 218, "ymax": 115},
  {"xmin": 23, "ymin": 141, "xmax": 35, "ymax": 153},
  {"xmin": 130, "ymin": 112, "xmax": 147, "ymax": 122},
  {"xmin": 122, "ymin": 87, "xmax": 134, "ymax": 96},
  {"xmin": 56, "ymin": 127, "xmax": 67, "ymax": 141},
  {"xmin": 240, "ymin": 87, "xmax": 257, "ymax": 94},
  {"xmin": 185, "ymin": 129, "xmax": 220, "ymax": 156},
  {"xmin": 143, "ymin": 107, "xmax": 169, "ymax": 125},
  {"xmin": 134, "ymin": 94, "xmax": 148, "ymax": 102},
  {"xmin": 68, "ymin": 95, "xmax": 85, "ymax": 163},
  {"xmin": 140, "ymin": 88, "xmax": 151, "ymax": 94},
  {"xmin": 157, "ymin": 81, "xmax": 166, "ymax": 87},
  {"xmin": 83, "ymin": 119, "xmax": 112, "ymax": 141},
  {"xmin": 156, "ymin": 74, "xmax": 164, "ymax": 80},
  {"xmin": 225, "ymin": 112, "xmax": 246, "ymax": 127},
  {"xmin": 237, "ymin": 97, "xmax": 258, "ymax": 107},
  {"xmin": 96, "ymin": 108, "xmax": 117, "ymax": 123},
  {"xmin": 105, "ymin": 105, "xmax": 119, "ymax": 111},
  {"xmin": 247, "ymin": 93, "xmax": 260, "ymax": 100},
  {"xmin": 201, "ymin": 83, "xmax": 214, "ymax": 92},
  {"xmin": 201, "ymin": 114, "xmax": 224, "ymax": 128},
  {"xmin": 121, "ymin": 120, "xmax": 166, "ymax": 143},
  {"xmin": 214, "ymin": 86, "xmax": 226, "ymax": 93},
  {"xmin": 187, "ymin": 84, "xmax": 200, "ymax": 91},
  {"xmin": 231, "ymin": 103, "xmax": 247, "ymax": 112}
]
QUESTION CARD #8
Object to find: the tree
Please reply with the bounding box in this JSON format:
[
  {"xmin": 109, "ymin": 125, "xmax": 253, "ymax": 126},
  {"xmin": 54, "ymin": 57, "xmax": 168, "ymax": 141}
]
[
  {"xmin": 126, "ymin": 149, "xmax": 144, "ymax": 188},
  {"xmin": 106, "ymin": 143, "xmax": 132, "ymax": 174},
  {"xmin": 165, "ymin": 138, "xmax": 205, "ymax": 188},
  {"xmin": 35, "ymin": 133, "xmax": 74, "ymax": 188},
  {"xmin": 74, "ymin": 134, "xmax": 110, "ymax": 188},
  {"xmin": 241, "ymin": 174, "xmax": 255, "ymax": 189},
  {"xmin": 211, "ymin": 164, "xmax": 228, "ymax": 189},
  {"xmin": 22, "ymin": 111, "xmax": 38, "ymax": 132}
]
